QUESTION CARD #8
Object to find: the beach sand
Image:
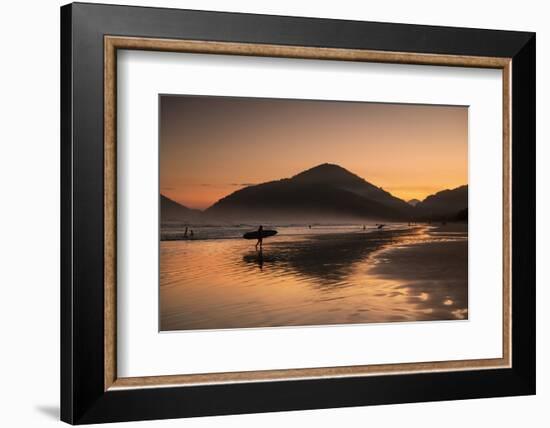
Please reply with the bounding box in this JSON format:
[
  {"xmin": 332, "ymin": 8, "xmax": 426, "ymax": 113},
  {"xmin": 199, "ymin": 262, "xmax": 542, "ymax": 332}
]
[
  {"xmin": 364, "ymin": 224, "xmax": 468, "ymax": 321},
  {"xmin": 160, "ymin": 223, "xmax": 468, "ymax": 331}
]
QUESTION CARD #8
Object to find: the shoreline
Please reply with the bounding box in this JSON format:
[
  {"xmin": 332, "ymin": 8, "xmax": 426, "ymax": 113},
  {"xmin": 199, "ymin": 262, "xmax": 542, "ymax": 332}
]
[{"xmin": 160, "ymin": 221, "xmax": 467, "ymax": 242}]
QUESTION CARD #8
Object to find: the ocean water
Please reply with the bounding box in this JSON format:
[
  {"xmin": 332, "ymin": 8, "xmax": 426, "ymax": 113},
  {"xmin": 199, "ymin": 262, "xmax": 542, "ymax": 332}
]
[
  {"xmin": 160, "ymin": 223, "xmax": 468, "ymax": 331},
  {"xmin": 160, "ymin": 222, "xmax": 408, "ymax": 241}
]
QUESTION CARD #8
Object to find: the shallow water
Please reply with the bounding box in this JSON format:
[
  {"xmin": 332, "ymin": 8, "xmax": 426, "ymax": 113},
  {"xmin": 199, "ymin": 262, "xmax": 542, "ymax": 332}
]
[
  {"xmin": 160, "ymin": 225, "xmax": 468, "ymax": 331},
  {"xmin": 160, "ymin": 222, "xmax": 405, "ymax": 241}
]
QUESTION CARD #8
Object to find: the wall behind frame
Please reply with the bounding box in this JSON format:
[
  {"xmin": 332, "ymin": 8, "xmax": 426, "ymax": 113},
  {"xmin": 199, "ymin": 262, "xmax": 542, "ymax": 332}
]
[{"xmin": 0, "ymin": 1, "xmax": 545, "ymax": 427}]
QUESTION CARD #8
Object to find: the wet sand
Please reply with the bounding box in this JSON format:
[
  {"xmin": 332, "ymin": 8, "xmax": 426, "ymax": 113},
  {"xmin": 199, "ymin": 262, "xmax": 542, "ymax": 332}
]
[
  {"xmin": 364, "ymin": 224, "xmax": 468, "ymax": 321},
  {"xmin": 160, "ymin": 224, "xmax": 467, "ymax": 331}
]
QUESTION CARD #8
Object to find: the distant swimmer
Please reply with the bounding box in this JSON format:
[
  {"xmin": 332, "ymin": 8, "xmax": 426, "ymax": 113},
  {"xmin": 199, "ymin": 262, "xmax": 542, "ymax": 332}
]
[
  {"xmin": 376, "ymin": 224, "xmax": 386, "ymax": 230},
  {"xmin": 183, "ymin": 226, "xmax": 188, "ymax": 238},
  {"xmin": 190, "ymin": 230, "xmax": 194, "ymax": 238},
  {"xmin": 363, "ymin": 225, "xmax": 366, "ymax": 231},
  {"xmin": 308, "ymin": 225, "xmax": 312, "ymax": 229}
]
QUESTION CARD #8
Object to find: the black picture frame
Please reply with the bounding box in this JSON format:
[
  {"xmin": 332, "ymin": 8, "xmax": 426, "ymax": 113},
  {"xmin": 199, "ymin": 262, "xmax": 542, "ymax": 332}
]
[{"xmin": 61, "ymin": 2, "xmax": 535, "ymax": 424}]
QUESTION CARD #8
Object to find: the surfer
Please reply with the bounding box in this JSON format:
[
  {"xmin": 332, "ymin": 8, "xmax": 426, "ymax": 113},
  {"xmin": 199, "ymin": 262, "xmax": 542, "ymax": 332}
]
[
  {"xmin": 255, "ymin": 225, "xmax": 264, "ymax": 250},
  {"xmin": 243, "ymin": 227, "xmax": 277, "ymax": 246}
]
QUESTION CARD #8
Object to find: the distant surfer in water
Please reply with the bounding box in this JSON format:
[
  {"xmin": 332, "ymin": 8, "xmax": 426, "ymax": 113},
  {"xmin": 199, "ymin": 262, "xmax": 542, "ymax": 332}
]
[{"xmin": 255, "ymin": 225, "xmax": 264, "ymax": 250}]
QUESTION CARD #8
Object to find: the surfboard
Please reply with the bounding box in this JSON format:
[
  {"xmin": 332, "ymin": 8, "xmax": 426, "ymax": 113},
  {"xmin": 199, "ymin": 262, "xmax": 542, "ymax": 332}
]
[{"xmin": 243, "ymin": 230, "xmax": 278, "ymax": 240}]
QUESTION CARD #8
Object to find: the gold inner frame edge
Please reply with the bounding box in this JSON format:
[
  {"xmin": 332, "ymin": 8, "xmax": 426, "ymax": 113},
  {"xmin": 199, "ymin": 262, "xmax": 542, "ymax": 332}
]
[{"xmin": 104, "ymin": 35, "xmax": 512, "ymax": 391}]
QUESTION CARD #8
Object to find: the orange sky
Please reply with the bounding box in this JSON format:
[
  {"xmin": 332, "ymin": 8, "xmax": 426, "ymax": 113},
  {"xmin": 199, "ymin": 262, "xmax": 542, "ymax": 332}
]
[{"xmin": 160, "ymin": 95, "xmax": 468, "ymax": 210}]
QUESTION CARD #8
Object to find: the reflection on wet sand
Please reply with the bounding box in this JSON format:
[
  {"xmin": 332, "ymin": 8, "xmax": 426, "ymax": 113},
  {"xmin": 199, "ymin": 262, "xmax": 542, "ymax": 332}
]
[
  {"xmin": 242, "ymin": 228, "xmax": 413, "ymax": 288},
  {"xmin": 160, "ymin": 224, "xmax": 467, "ymax": 331}
]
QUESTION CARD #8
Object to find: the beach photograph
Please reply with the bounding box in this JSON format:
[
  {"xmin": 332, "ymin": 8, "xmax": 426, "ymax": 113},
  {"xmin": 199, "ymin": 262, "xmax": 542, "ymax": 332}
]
[{"xmin": 159, "ymin": 95, "xmax": 468, "ymax": 331}]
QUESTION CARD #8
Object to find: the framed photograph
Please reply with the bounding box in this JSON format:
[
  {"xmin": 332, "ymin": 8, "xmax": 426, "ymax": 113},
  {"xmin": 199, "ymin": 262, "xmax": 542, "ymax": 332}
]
[{"xmin": 61, "ymin": 2, "xmax": 535, "ymax": 424}]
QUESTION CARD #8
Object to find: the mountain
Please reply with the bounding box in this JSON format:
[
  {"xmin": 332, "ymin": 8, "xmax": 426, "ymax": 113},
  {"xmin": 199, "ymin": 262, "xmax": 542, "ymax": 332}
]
[
  {"xmin": 407, "ymin": 199, "xmax": 421, "ymax": 206},
  {"xmin": 455, "ymin": 208, "xmax": 468, "ymax": 222},
  {"xmin": 415, "ymin": 185, "xmax": 468, "ymax": 218},
  {"xmin": 291, "ymin": 164, "xmax": 412, "ymax": 211},
  {"xmin": 204, "ymin": 164, "xmax": 414, "ymax": 221},
  {"xmin": 160, "ymin": 195, "xmax": 201, "ymax": 222}
]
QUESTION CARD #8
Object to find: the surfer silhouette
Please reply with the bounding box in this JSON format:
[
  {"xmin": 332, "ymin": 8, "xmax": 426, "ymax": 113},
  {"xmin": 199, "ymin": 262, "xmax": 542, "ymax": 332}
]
[{"xmin": 255, "ymin": 225, "xmax": 264, "ymax": 250}]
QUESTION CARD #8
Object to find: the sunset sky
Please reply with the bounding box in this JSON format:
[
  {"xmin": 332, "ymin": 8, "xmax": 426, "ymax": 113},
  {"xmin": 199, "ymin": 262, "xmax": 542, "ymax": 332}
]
[{"xmin": 160, "ymin": 95, "xmax": 468, "ymax": 210}]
